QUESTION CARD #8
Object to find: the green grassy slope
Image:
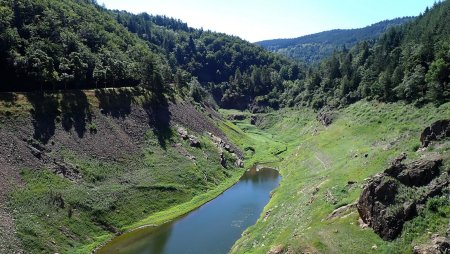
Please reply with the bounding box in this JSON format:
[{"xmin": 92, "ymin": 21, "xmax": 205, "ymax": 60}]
[
  {"xmin": 226, "ymin": 101, "xmax": 449, "ymax": 253},
  {"xmin": 1, "ymin": 90, "xmax": 243, "ymax": 254}
]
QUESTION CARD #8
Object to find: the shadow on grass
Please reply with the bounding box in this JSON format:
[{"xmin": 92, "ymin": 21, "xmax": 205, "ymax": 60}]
[
  {"xmin": 26, "ymin": 92, "xmax": 59, "ymax": 144},
  {"xmin": 60, "ymin": 91, "xmax": 92, "ymax": 138},
  {"xmin": 95, "ymin": 89, "xmax": 132, "ymax": 118},
  {"xmin": 0, "ymin": 92, "xmax": 17, "ymax": 104},
  {"xmin": 144, "ymin": 94, "xmax": 173, "ymax": 150}
]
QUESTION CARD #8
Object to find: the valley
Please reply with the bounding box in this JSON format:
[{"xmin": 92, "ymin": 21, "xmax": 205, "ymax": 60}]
[{"xmin": 0, "ymin": 0, "xmax": 449, "ymax": 253}]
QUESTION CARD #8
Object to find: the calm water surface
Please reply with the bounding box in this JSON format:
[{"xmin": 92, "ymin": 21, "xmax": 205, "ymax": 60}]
[{"xmin": 97, "ymin": 167, "xmax": 281, "ymax": 254}]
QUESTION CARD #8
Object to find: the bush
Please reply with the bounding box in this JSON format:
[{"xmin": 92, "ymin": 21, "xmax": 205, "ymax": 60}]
[
  {"xmin": 88, "ymin": 123, "xmax": 97, "ymax": 134},
  {"xmin": 427, "ymin": 197, "xmax": 449, "ymax": 213}
]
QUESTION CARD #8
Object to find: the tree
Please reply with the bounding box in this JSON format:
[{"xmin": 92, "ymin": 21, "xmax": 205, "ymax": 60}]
[
  {"xmin": 425, "ymin": 58, "xmax": 450, "ymax": 103},
  {"xmin": 394, "ymin": 64, "xmax": 426, "ymax": 102},
  {"xmin": 141, "ymin": 54, "xmax": 164, "ymax": 93}
]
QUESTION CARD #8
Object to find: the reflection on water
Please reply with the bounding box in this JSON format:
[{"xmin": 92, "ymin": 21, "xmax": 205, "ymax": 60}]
[{"xmin": 97, "ymin": 167, "xmax": 280, "ymax": 254}]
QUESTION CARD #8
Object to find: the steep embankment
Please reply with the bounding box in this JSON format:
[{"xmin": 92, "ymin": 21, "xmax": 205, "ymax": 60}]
[
  {"xmin": 222, "ymin": 101, "xmax": 450, "ymax": 254},
  {"xmin": 0, "ymin": 89, "xmax": 243, "ymax": 254}
]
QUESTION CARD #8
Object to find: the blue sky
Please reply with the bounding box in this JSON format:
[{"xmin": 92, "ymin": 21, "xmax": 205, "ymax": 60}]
[{"xmin": 98, "ymin": 0, "xmax": 437, "ymax": 42}]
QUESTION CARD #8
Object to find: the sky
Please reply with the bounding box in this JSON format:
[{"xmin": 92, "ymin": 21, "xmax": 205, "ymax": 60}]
[{"xmin": 98, "ymin": 0, "xmax": 437, "ymax": 42}]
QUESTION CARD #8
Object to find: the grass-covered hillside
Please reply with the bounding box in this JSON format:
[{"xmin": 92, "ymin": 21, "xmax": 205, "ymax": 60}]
[
  {"xmin": 0, "ymin": 89, "xmax": 245, "ymax": 254},
  {"xmin": 221, "ymin": 101, "xmax": 450, "ymax": 253}
]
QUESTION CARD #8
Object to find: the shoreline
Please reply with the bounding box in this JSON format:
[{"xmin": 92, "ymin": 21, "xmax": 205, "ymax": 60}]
[{"xmin": 88, "ymin": 168, "xmax": 246, "ymax": 253}]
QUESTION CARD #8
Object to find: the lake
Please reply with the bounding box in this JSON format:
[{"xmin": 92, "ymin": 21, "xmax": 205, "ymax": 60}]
[{"xmin": 97, "ymin": 166, "xmax": 281, "ymax": 254}]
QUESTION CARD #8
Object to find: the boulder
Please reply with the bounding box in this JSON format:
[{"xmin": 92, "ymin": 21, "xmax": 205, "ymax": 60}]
[
  {"xmin": 413, "ymin": 235, "xmax": 450, "ymax": 254},
  {"xmin": 396, "ymin": 159, "xmax": 441, "ymax": 186},
  {"xmin": 317, "ymin": 107, "xmax": 335, "ymax": 126},
  {"xmin": 358, "ymin": 175, "xmax": 402, "ymax": 240},
  {"xmin": 250, "ymin": 115, "xmax": 257, "ymax": 125},
  {"xmin": 220, "ymin": 152, "xmax": 226, "ymax": 168},
  {"xmin": 224, "ymin": 144, "xmax": 234, "ymax": 153},
  {"xmin": 28, "ymin": 145, "xmax": 42, "ymax": 158},
  {"xmin": 357, "ymin": 175, "xmax": 407, "ymax": 240},
  {"xmin": 358, "ymin": 156, "xmax": 446, "ymax": 240},
  {"xmin": 227, "ymin": 114, "xmax": 246, "ymax": 121},
  {"xmin": 385, "ymin": 156, "xmax": 442, "ymax": 187},
  {"xmin": 177, "ymin": 127, "xmax": 189, "ymax": 140},
  {"xmin": 267, "ymin": 245, "xmax": 284, "ymax": 254},
  {"xmin": 188, "ymin": 135, "xmax": 201, "ymax": 148},
  {"xmin": 420, "ymin": 119, "xmax": 450, "ymax": 147},
  {"xmin": 326, "ymin": 203, "xmax": 356, "ymax": 220},
  {"xmin": 235, "ymin": 159, "xmax": 244, "ymax": 168},
  {"xmin": 384, "ymin": 153, "xmax": 407, "ymax": 176}
]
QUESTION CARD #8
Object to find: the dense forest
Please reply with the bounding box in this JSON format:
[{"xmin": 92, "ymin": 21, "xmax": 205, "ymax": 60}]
[
  {"xmin": 0, "ymin": 0, "xmax": 168, "ymax": 92},
  {"xmin": 0, "ymin": 0, "xmax": 449, "ymax": 110},
  {"xmin": 111, "ymin": 10, "xmax": 303, "ymax": 109},
  {"xmin": 256, "ymin": 18, "xmax": 412, "ymax": 64},
  {"xmin": 277, "ymin": 1, "xmax": 450, "ymax": 108},
  {"xmin": 0, "ymin": 0, "xmax": 303, "ymax": 111}
]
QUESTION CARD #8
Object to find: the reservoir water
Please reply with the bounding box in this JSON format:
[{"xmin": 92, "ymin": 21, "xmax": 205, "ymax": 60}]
[{"xmin": 97, "ymin": 167, "xmax": 281, "ymax": 254}]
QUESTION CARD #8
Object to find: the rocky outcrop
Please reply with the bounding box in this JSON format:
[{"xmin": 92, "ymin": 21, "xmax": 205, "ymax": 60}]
[
  {"xmin": 413, "ymin": 234, "xmax": 450, "ymax": 254},
  {"xmin": 250, "ymin": 115, "xmax": 258, "ymax": 125},
  {"xmin": 208, "ymin": 132, "xmax": 244, "ymax": 168},
  {"xmin": 267, "ymin": 245, "xmax": 285, "ymax": 254},
  {"xmin": 176, "ymin": 127, "xmax": 201, "ymax": 148},
  {"xmin": 177, "ymin": 127, "xmax": 189, "ymax": 140},
  {"xmin": 420, "ymin": 119, "xmax": 450, "ymax": 147},
  {"xmin": 386, "ymin": 158, "xmax": 442, "ymax": 187},
  {"xmin": 227, "ymin": 114, "xmax": 246, "ymax": 121},
  {"xmin": 325, "ymin": 203, "xmax": 357, "ymax": 220},
  {"xmin": 358, "ymin": 175, "xmax": 403, "ymax": 240},
  {"xmin": 357, "ymin": 156, "xmax": 449, "ymax": 241},
  {"xmin": 317, "ymin": 107, "xmax": 335, "ymax": 126},
  {"xmin": 188, "ymin": 135, "xmax": 201, "ymax": 147}
]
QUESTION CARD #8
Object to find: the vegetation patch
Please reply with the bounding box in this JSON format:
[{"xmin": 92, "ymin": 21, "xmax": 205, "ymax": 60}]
[{"xmin": 228, "ymin": 101, "xmax": 450, "ymax": 254}]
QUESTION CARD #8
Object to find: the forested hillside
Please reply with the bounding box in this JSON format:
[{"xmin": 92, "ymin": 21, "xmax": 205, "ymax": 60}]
[
  {"xmin": 0, "ymin": 0, "xmax": 303, "ymax": 111},
  {"xmin": 256, "ymin": 17, "xmax": 412, "ymax": 64},
  {"xmin": 1, "ymin": 0, "xmax": 448, "ymax": 111},
  {"xmin": 0, "ymin": 0, "xmax": 167, "ymax": 92},
  {"xmin": 277, "ymin": 1, "xmax": 450, "ymax": 108},
  {"xmin": 111, "ymin": 10, "xmax": 303, "ymax": 110}
]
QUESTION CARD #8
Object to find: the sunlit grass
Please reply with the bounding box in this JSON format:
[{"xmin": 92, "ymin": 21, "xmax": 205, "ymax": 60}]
[{"xmin": 229, "ymin": 101, "xmax": 450, "ymax": 254}]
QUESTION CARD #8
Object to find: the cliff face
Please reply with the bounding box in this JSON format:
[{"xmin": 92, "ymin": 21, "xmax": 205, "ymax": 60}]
[
  {"xmin": 0, "ymin": 89, "xmax": 242, "ymax": 253},
  {"xmin": 358, "ymin": 157, "xmax": 448, "ymax": 240},
  {"xmin": 358, "ymin": 120, "xmax": 450, "ymax": 241}
]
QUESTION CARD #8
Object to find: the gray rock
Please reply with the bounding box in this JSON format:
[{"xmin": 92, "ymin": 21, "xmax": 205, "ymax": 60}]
[
  {"xmin": 224, "ymin": 144, "xmax": 234, "ymax": 153},
  {"xmin": 358, "ymin": 157, "xmax": 446, "ymax": 241},
  {"xmin": 220, "ymin": 152, "xmax": 226, "ymax": 168},
  {"xmin": 177, "ymin": 127, "xmax": 189, "ymax": 140},
  {"xmin": 28, "ymin": 145, "xmax": 42, "ymax": 158},
  {"xmin": 413, "ymin": 235, "xmax": 450, "ymax": 254},
  {"xmin": 188, "ymin": 135, "xmax": 201, "ymax": 148},
  {"xmin": 317, "ymin": 107, "xmax": 335, "ymax": 126},
  {"xmin": 227, "ymin": 114, "xmax": 246, "ymax": 121},
  {"xmin": 420, "ymin": 119, "xmax": 450, "ymax": 147},
  {"xmin": 397, "ymin": 159, "xmax": 441, "ymax": 186},
  {"xmin": 235, "ymin": 159, "xmax": 244, "ymax": 168}
]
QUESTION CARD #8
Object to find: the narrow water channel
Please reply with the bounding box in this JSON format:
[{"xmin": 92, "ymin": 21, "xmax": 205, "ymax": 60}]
[{"xmin": 97, "ymin": 167, "xmax": 281, "ymax": 254}]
